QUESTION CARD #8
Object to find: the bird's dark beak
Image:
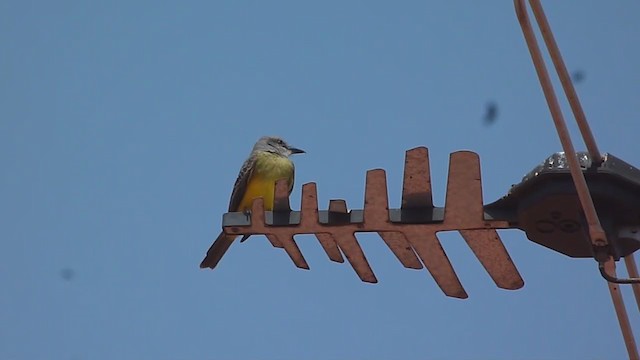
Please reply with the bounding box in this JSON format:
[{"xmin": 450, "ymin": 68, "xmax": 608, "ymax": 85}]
[{"xmin": 289, "ymin": 146, "xmax": 305, "ymax": 154}]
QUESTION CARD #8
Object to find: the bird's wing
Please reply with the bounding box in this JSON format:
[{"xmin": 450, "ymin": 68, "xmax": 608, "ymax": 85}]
[
  {"xmin": 289, "ymin": 162, "xmax": 295, "ymax": 195},
  {"xmin": 228, "ymin": 153, "xmax": 257, "ymax": 212}
]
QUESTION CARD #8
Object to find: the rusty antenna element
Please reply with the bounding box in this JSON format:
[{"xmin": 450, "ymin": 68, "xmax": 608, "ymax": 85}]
[
  {"xmin": 514, "ymin": 0, "xmax": 639, "ymax": 358},
  {"xmin": 224, "ymin": 149, "xmax": 524, "ymax": 299}
]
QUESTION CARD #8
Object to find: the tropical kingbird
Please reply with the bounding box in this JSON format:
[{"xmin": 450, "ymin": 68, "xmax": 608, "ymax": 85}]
[{"xmin": 200, "ymin": 136, "xmax": 305, "ymax": 269}]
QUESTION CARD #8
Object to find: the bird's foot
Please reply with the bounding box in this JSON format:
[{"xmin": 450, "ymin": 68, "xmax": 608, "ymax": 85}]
[{"xmin": 240, "ymin": 210, "xmax": 253, "ymax": 242}]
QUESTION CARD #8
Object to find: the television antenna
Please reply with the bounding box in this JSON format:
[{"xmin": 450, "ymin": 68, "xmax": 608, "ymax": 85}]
[{"xmin": 208, "ymin": 1, "xmax": 640, "ymax": 358}]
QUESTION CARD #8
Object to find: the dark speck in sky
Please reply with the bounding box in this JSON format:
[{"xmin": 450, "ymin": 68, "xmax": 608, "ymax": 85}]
[
  {"xmin": 60, "ymin": 268, "xmax": 75, "ymax": 281},
  {"xmin": 483, "ymin": 101, "xmax": 498, "ymax": 126},
  {"xmin": 571, "ymin": 70, "xmax": 586, "ymax": 83}
]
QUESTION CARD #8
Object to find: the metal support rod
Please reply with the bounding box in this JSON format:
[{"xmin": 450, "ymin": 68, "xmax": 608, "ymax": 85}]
[
  {"xmin": 527, "ymin": 0, "xmax": 601, "ymax": 164},
  {"xmin": 514, "ymin": 0, "xmax": 607, "ymax": 248},
  {"xmin": 514, "ymin": 1, "xmax": 639, "ymax": 358},
  {"xmin": 624, "ymin": 255, "xmax": 640, "ymax": 312},
  {"xmin": 605, "ymin": 259, "xmax": 640, "ymax": 360}
]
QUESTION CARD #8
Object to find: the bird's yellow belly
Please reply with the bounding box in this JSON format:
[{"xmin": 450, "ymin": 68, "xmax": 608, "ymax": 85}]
[{"xmin": 237, "ymin": 154, "xmax": 294, "ymax": 211}]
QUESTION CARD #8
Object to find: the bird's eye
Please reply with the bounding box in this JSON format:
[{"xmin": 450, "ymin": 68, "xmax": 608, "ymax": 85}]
[{"xmin": 277, "ymin": 139, "xmax": 285, "ymax": 145}]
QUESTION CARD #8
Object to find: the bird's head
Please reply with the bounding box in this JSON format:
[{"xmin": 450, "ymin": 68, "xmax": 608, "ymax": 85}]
[{"xmin": 254, "ymin": 136, "xmax": 305, "ymax": 157}]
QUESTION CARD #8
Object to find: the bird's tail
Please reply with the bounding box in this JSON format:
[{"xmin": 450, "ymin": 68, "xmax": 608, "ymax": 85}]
[{"xmin": 200, "ymin": 232, "xmax": 237, "ymax": 269}]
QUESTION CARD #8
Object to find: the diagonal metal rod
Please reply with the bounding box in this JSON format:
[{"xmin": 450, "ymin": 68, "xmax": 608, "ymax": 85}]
[
  {"xmin": 605, "ymin": 259, "xmax": 640, "ymax": 360},
  {"xmin": 624, "ymin": 255, "xmax": 640, "ymax": 312},
  {"xmin": 514, "ymin": 0, "xmax": 606, "ymax": 248},
  {"xmin": 515, "ymin": 1, "xmax": 638, "ymax": 358},
  {"xmin": 527, "ymin": 0, "xmax": 601, "ymax": 164}
]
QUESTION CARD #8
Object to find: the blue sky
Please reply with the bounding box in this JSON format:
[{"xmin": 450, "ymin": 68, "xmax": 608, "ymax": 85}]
[{"xmin": 1, "ymin": 1, "xmax": 639, "ymax": 359}]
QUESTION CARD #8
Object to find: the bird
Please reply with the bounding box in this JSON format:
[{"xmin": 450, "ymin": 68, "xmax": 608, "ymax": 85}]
[{"xmin": 200, "ymin": 136, "xmax": 305, "ymax": 269}]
